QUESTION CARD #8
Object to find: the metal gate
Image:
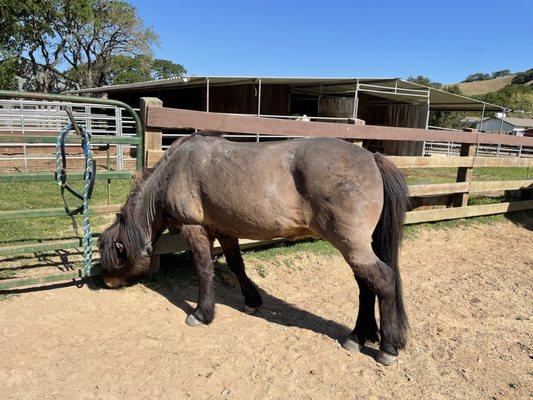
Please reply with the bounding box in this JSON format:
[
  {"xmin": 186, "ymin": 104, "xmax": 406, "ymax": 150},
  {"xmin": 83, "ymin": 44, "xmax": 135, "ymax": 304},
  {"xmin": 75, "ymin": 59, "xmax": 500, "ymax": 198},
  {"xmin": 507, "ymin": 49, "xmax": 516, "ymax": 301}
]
[{"xmin": 0, "ymin": 91, "xmax": 143, "ymax": 290}]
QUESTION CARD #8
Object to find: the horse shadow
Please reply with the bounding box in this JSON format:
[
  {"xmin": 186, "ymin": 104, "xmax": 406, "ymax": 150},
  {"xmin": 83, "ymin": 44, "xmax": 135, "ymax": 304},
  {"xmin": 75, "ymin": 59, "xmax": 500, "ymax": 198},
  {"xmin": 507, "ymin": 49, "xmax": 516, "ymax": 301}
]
[
  {"xmin": 137, "ymin": 252, "xmax": 379, "ymax": 360},
  {"xmin": 505, "ymin": 210, "xmax": 533, "ymax": 231},
  {"xmin": 1, "ymin": 246, "xmax": 381, "ymax": 359}
]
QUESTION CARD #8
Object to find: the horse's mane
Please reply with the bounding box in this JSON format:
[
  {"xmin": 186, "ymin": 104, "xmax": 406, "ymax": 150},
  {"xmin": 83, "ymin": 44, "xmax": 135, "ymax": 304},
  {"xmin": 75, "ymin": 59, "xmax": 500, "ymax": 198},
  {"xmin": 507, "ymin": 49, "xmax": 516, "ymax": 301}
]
[
  {"xmin": 129, "ymin": 131, "xmax": 224, "ymax": 200},
  {"xmin": 100, "ymin": 131, "xmax": 224, "ymax": 269}
]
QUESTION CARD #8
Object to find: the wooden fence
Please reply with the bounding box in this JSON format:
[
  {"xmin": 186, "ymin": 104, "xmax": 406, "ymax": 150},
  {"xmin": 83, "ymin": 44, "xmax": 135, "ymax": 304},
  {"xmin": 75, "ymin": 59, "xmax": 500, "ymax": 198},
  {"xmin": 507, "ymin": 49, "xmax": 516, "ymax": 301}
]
[{"xmin": 139, "ymin": 98, "xmax": 532, "ymax": 260}]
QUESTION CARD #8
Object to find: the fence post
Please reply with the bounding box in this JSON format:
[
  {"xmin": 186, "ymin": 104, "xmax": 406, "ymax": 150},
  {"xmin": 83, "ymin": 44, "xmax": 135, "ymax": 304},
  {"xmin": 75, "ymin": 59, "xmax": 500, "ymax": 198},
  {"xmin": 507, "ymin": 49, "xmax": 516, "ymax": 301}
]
[
  {"xmin": 453, "ymin": 143, "xmax": 477, "ymax": 207},
  {"xmin": 140, "ymin": 97, "xmax": 163, "ymax": 272},
  {"xmin": 140, "ymin": 97, "xmax": 163, "ymax": 167}
]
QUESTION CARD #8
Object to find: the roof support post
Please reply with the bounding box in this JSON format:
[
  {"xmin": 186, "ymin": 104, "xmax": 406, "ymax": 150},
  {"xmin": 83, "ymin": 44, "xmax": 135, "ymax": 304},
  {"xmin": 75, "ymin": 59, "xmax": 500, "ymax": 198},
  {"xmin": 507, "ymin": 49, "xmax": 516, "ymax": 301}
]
[
  {"xmin": 424, "ymin": 94, "xmax": 431, "ymax": 129},
  {"xmin": 422, "ymin": 93, "xmax": 431, "ymax": 156},
  {"xmin": 479, "ymin": 103, "xmax": 486, "ymax": 132},
  {"xmin": 206, "ymin": 78, "xmax": 210, "ymax": 112},
  {"xmin": 352, "ymin": 80, "xmax": 359, "ymax": 118},
  {"xmin": 257, "ymin": 78, "xmax": 262, "ymax": 117},
  {"xmin": 498, "ymin": 108, "xmax": 506, "ymax": 156},
  {"xmin": 317, "ymin": 83, "xmax": 323, "ymax": 116},
  {"xmin": 499, "ymin": 109, "xmax": 505, "ymax": 134}
]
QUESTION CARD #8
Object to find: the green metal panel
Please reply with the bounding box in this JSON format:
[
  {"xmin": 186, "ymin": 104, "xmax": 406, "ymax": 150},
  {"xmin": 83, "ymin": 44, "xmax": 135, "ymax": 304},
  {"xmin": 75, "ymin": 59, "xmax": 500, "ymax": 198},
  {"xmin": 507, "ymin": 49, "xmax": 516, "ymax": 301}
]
[
  {"xmin": 0, "ymin": 237, "xmax": 98, "ymax": 257},
  {"xmin": 0, "ymin": 91, "xmax": 144, "ymax": 289},
  {"xmin": 0, "ymin": 90, "xmax": 143, "ymax": 169},
  {"xmin": 0, "ymin": 263, "xmax": 103, "ymax": 290},
  {"xmin": 0, "ymin": 270, "xmax": 84, "ymax": 290},
  {"xmin": 0, "ymin": 204, "xmax": 122, "ymax": 220},
  {"xmin": 0, "ymin": 134, "xmax": 140, "ymax": 145},
  {"xmin": 0, "ymin": 171, "xmax": 133, "ymax": 182}
]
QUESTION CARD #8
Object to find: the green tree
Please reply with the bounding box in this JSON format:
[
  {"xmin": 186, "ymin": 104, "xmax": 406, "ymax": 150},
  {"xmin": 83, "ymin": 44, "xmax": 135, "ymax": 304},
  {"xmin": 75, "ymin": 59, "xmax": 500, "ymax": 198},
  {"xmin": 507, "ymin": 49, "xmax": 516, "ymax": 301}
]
[
  {"xmin": 0, "ymin": 0, "xmax": 166, "ymax": 92},
  {"xmin": 151, "ymin": 59, "xmax": 186, "ymax": 80},
  {"xmin": 407, "ymin": 75, "xmax": 463, "ymax": 95},
  {"xmin": 511, "ymin": 68, "xmax": 533, "ymax": 85},
  {"xmin": 407, "ymin": 75, "xmax": 442, "ymax": 89},
  {"xmin": 0, "ymin": 58, "xmax": 18, "ymax": 90},
  {"xmin": 462, "ymin": 72, "xmax": 491, "ymax": 82},
  {"xmin": 70, "ymin": 54, "xmax": 187, "ymax": 86},
  {"xmin": 107, "ymin": 55, "xmax": 186, "ymax": 85},
  {"xmin": 491, "ymin": 69, "xmax": 511, "ymax": 78},
  {"xmin": 474, "ymin": 85, "xmax": 533, "ymax": 115},
  {"xmin": 443, "ymin": 84, "xmax": 462, "ymax": 95}
]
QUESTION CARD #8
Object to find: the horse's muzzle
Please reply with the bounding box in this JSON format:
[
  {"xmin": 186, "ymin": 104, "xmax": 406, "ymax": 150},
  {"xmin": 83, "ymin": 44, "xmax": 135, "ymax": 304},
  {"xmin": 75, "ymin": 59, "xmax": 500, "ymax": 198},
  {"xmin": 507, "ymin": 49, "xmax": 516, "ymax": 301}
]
[{"xmin": 102, "ymin": 274, "xmax": 128, "ymax": 289}]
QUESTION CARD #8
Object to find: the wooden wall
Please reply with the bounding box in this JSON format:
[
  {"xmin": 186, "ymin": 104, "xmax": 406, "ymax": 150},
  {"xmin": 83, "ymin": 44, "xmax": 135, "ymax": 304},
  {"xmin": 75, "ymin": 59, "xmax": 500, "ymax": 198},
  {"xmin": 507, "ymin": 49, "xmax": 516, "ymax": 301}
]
[{"xmin": 110, "ymin": 84, "xmax": 290, "ymax": 116}]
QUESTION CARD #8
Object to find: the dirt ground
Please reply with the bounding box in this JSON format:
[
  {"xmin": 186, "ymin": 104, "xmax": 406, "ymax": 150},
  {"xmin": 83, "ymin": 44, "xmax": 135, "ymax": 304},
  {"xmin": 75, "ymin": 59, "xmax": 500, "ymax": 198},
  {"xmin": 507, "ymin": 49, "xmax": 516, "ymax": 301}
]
[{"xmin": 0, "ymin": 220, "xmax": 532, "ymax": 400}]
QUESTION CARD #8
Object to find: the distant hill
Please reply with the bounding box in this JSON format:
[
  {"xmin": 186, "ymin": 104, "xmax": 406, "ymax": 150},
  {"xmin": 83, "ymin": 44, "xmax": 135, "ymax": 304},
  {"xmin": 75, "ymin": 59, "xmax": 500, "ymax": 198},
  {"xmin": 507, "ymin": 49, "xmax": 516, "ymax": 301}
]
[{"xmin": 457, "ymin": 75, "xmax": 515, "ymax": 96}]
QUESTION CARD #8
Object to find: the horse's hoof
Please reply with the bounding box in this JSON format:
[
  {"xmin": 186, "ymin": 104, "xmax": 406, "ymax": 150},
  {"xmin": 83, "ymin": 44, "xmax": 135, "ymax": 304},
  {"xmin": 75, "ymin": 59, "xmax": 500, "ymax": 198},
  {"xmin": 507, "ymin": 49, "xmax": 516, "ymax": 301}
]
[
  {"xmin": 243, "ymin": 305, "xmax": 257, "ymax": 315},
  {"xmin": 185, "ymin": 313, "xmax": 204, "ymax": 327},
  {"xmin": 376, "ymin": 350, "xmax": 398, "ymax": 366},
  {"xmin": 341, "ymin": 336, "xmax": 363, "ymax": 352}
]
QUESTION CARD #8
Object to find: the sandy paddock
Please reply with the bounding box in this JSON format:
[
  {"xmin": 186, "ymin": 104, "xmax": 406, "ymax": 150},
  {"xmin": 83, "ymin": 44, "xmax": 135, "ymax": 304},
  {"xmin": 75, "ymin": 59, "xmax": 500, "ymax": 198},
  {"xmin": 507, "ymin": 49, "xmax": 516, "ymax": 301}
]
[{"xmin": 0, "ymin": 219, "xmax": 531, "ymax": 399}]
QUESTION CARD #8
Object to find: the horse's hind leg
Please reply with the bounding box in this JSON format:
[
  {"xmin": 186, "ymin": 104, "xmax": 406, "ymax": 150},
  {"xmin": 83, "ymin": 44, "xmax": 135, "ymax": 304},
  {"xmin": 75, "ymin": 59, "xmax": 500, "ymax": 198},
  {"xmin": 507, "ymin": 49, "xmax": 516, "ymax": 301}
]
[
  {"xmin": 321, "ymin": 228, "xmax": 404, "ymax": 365},
  {"xmin": 342, "ymin": 277, "xmax": 379, "ymax": 352},
  {"xmin": 218, "ymin": 235, "xmax": 262, "ymax": 313},
  {"xmin": 181, "ymin": 225, "xmax": 215, "ymax": 327},
  {"xmin": 344, "ymin": 243, "xmax": 404, "ymax": 365}
]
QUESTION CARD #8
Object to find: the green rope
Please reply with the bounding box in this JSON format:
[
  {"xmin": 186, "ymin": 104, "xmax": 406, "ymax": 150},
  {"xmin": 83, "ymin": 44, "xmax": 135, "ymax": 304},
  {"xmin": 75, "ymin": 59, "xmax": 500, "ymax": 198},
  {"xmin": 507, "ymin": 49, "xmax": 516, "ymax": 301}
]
[{"xmin": 55, "ymin": 124, "xmax": 94, "ymax": 276}]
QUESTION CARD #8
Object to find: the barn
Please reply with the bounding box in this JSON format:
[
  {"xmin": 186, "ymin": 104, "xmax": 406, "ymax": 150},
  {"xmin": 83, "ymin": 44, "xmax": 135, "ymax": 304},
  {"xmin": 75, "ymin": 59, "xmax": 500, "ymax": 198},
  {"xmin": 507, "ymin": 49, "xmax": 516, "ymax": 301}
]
[{"xmin": 66, "ymin": 76, "xmax": 505, "ymax": 155}]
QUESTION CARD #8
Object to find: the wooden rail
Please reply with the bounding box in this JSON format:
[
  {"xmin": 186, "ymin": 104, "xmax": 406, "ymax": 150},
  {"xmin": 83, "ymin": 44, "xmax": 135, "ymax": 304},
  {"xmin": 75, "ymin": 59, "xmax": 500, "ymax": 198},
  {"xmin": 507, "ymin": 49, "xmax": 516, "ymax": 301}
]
[
  {"xmin": 146, "ymin": 199, "xmax": 533, "ymax": 255},
  {"xmin": 146, "ymin": 149, "xmax": 533, "ymax": 169},
  {"xmin": 146, "ymin": 106, "xmax": 533, "ymax": 147},
  {"xmin": 139, "ymin": 101, "xmax": 533, "ymax": 260}
]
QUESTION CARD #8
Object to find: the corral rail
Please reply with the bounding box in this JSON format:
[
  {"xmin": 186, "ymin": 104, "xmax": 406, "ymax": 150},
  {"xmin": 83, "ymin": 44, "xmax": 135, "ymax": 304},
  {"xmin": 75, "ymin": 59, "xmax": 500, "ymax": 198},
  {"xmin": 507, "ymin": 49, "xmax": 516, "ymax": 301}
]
[
  {"xmin": 0, "ymin": 95, "xmax": 531, "ymax": 289},
  {"xmin": 140, "ymin": 98, "xmax": 532, "ymax": 267}
]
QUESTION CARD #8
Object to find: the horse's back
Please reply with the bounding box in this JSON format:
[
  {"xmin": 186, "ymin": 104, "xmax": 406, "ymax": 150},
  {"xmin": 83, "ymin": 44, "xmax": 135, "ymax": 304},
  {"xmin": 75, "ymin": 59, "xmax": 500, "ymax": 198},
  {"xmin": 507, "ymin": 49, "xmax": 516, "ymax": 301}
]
[{"xmin": 165, "ymin": 135, "xmax": 383, "ymax": 239}]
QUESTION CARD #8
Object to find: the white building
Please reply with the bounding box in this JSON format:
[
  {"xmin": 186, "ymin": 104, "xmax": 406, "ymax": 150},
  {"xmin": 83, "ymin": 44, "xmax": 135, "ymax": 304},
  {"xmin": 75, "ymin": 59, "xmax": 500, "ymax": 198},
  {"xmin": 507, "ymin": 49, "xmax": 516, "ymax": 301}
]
[{"xmin": 476, "ymin": 117, "xmax": 533, "ymax": 135}]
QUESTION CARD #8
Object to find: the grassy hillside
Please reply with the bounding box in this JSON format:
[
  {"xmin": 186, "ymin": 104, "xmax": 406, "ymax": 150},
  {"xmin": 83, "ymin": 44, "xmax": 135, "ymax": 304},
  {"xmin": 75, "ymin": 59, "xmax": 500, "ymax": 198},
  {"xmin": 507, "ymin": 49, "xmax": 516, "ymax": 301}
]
[
  {"xmin": 455, "ymin": 69, "xmax": 533, "ymax": 114},
  {"xmin": 457, "ymin": 75, "xmax": 515, "ymax": 96}
]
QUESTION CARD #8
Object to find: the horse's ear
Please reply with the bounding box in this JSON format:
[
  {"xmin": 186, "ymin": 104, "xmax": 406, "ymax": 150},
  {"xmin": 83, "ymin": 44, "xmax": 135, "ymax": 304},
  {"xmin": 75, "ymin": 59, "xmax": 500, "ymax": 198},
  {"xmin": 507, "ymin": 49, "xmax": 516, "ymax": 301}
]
[{"xmin": 114, "ymin": 241, "xmax": 125, "ymax": 254}]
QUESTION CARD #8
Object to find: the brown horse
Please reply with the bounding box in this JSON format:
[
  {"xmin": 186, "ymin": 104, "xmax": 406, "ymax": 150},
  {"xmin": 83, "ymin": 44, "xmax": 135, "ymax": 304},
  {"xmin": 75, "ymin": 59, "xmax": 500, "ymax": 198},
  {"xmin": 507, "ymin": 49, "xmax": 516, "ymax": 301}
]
[{"xmin": 99, "ymin": 131, "xmax": 409, "ymax": 365}]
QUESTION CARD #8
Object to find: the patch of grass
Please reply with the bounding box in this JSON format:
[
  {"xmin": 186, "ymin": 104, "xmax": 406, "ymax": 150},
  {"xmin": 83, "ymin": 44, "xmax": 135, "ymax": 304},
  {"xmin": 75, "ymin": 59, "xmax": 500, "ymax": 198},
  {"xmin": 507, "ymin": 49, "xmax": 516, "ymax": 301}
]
[
  {"xmin": 238, "ymin": 210, "xmax": 531, "ymax": 261},
  {"xmin": 405, "ymin": 167, "xmax": 530, "ymax": 185},
  {"xmin": 243, "ymin": 239, "xmax": 338, "ymax": 261},
  {"xmin": 405, "ymin": 168, "xmax": 458, "ymax": 184},
  {"xmin": 404, "ymin": 213, "xmax": 506, "ymax": 238},
  {"xmin": 0, "ymin": 179, "xmax": 134, "ymax": 244},
  {"xmin": 255, "ymin": 263, "xmax": 267, "ymax": 278},
  {"xmin": 473, "ymin": 167, "xmax": 531, "ymax": 181},
  {"xmin": 469, "ymin": 195, "xmax": 505, "ymax": 206}
]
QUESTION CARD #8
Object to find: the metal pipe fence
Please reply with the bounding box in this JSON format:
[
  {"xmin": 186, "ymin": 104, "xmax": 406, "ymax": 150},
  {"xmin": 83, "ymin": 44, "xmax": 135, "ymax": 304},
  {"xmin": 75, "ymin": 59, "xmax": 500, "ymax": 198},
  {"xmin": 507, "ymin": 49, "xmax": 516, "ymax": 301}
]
[
  {"xmin": 424, "ymin": 126, "xmax": 532, "ymax": 158},
  {"xmin": 0, "ymin": 98, "xmax": 139, "ymax": 171}
]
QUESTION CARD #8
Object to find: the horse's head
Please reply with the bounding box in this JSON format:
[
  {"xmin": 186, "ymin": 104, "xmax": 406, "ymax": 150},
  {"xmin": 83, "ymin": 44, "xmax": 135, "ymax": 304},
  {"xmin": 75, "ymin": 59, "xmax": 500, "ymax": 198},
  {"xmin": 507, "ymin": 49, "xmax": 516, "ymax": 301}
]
[{"xmin": 98, "ymin": 212, "xmax": 153, "ymax": 288}]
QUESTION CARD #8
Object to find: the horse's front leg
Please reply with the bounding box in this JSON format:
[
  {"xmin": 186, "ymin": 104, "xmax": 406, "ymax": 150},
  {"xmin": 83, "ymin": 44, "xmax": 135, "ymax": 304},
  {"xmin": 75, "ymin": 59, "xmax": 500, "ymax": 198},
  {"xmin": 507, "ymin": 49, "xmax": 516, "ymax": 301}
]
[
  {"xmin": 218, "ymin": 234, "xmax": 263, "ymax": 313},
  {"xmin": 181, "ymin": 225, "xmax": 215, "ymax": 327}
]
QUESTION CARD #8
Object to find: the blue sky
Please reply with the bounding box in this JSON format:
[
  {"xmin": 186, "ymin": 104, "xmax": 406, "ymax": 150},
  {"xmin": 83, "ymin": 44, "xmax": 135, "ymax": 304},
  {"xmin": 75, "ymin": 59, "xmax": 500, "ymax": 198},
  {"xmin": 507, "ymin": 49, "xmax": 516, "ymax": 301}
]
[{"xmin": 130, "ymin": 0, "xmax": 532, "ymax": 84}]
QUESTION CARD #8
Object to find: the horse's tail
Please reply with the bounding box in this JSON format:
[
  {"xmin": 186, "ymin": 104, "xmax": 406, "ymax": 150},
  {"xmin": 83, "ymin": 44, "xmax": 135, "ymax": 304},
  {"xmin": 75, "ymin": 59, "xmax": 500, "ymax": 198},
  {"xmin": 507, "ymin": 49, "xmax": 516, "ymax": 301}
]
[{"xmin": 372, "ymin": 153, "xmax": 410, "ymax": 340}]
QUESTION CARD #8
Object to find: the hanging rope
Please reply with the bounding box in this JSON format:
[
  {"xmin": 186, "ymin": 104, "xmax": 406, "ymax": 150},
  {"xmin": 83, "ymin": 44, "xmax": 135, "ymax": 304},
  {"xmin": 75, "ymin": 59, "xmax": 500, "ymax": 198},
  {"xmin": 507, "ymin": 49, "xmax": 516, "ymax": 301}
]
[{"xmin": 55, "ymin": 109, "xmax": 96, "ymax": 276}]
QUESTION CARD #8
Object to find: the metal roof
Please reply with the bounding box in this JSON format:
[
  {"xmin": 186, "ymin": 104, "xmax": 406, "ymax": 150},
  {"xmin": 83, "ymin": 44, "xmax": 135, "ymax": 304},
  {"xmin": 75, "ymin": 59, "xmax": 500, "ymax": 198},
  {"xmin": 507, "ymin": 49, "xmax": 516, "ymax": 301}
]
[{"xmin": 64, "ymin": 75, "xmax": 506, "ymax": 112}]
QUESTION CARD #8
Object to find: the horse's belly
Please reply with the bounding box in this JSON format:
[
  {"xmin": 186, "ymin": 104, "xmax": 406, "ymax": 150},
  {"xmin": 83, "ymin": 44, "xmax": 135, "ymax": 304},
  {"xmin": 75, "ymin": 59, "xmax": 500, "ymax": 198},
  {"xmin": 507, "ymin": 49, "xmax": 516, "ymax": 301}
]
[{"xmin": 202, "ymin": 202, "xmax": 312, "ymax": 240}]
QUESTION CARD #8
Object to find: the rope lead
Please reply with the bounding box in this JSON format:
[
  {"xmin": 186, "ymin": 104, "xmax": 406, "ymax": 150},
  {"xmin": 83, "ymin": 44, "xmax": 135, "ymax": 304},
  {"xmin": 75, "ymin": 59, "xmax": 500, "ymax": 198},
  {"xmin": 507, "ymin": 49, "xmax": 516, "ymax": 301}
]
[{"xmin": 55, "ymin": 114, "xmax": 95, "ymax": 276}]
